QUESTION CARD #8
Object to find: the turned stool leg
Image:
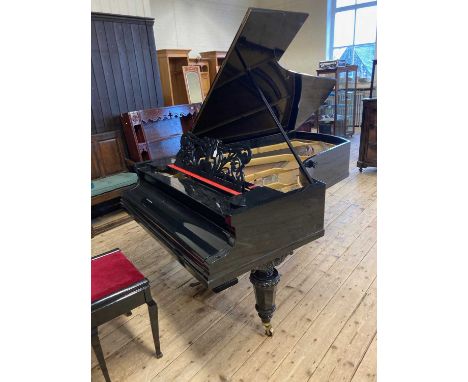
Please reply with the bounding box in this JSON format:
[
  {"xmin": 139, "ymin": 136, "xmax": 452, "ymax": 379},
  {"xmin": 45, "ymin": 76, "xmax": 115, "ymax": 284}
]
[
  {"xmin": 147, "ymin": 299, "xmax": 163, "ymax": 358},
  {"xmin": 91, "ymin": 327, "xmax": 111, "ymax": 382}
]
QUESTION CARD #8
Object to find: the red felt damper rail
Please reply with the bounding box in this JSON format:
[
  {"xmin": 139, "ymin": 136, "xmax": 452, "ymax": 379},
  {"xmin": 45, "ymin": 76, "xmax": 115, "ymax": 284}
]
[{"xmin": 168, "ymin": 163, "xmax": 242, "ymax": 196}]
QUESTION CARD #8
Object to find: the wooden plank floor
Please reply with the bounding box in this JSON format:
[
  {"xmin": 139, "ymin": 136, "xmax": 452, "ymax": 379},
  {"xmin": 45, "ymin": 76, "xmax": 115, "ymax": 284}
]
[{"xmin": 91, "ymin": 132, "xmax": 377, "ymax": 382}]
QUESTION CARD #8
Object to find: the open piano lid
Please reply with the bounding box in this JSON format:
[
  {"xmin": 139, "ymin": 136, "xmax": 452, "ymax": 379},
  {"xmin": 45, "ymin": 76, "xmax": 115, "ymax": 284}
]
[{"xmin": 191, "ymin": 8, "xmax": 336, "ymax": 144}]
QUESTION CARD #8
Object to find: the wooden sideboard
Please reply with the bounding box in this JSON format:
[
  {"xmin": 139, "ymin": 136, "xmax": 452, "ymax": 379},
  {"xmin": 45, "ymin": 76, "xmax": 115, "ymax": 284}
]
[
  {"xmin": 157, "ymin": 50, "xmax": 226, "ymax": 105},
  {"xmin": 200, "ymin": 51, "xmax": 226, "ymax": 84},
  {"xmin": 157, "ymin": 49, "xmax": 191, "ymax": 106},
  {"xmin": 357, "ymin": 98, "xmax": 377, "ymax": 171}
]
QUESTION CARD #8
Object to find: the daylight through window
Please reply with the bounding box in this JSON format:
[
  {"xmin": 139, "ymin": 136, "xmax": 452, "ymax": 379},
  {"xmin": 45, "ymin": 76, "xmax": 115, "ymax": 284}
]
[{"xmin": 329, "ymin": 0, "xmax": 377, "ymax": 81}]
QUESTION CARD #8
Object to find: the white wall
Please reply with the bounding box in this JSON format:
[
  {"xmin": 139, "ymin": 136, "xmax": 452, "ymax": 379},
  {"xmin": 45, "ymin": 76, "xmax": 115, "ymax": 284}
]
[
  {"xmin": 91, "ymin": 0, "xmax": 151, "ymax": 17},
  {"xmin": 257, "ymin": 0, "xmax": 328, "ymax": 73},
  {"xmin": 91, "ymin": 0, "xmax": 328, "ymax": 71},
  {"xmin": 149, "ymin": 0, "xmax": 256, "ymax": 57}
]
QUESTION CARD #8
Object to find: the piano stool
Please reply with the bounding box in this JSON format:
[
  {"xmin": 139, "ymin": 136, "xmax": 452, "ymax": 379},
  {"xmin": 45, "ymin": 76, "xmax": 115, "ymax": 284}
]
[{"xmin": 91, "ymin": 248, "xmax": 162, "ymax": 382}]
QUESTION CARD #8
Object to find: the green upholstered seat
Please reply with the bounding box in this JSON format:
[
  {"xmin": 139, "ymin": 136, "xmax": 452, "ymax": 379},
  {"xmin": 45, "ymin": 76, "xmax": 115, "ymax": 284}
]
[{"xmin": 91, "ymin": 172, "xmax": 138, "ymax": 197}]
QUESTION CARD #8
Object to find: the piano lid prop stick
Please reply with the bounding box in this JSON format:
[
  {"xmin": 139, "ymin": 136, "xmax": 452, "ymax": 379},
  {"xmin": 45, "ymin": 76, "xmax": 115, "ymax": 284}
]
[{"xmin": 234, "ymin": 47, "xmax": 315, "ymax": 185}]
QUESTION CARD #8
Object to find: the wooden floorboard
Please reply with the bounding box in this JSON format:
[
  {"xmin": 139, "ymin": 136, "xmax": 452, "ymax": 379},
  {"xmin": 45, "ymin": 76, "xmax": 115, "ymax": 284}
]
[
  {"xmin": 307, "ymin": 280, "xmax": 377, "ymax": 382},
  {"xmin": 91, "ymin": 132, "xmax": 377, "ymax": 382},
  {"xmin": 92, "ymin": 209, "xmax": 133, "ymax": 237},
  {"xmin": 350, "ymin": 335, "xmax": 377, "ymax": 382}
]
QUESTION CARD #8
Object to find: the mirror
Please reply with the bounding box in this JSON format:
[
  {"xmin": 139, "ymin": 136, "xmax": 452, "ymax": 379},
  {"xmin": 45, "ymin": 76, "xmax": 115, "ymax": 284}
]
[{"xmin": 182, "ymin": 66, "xmax": 204, "ymax": 104}]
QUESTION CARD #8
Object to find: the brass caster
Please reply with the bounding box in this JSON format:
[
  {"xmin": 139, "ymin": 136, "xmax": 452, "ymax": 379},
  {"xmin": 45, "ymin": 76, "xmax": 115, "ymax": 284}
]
[{"xmin": 264, "ymin": 323, "xmax": 274, "ymax": 337}]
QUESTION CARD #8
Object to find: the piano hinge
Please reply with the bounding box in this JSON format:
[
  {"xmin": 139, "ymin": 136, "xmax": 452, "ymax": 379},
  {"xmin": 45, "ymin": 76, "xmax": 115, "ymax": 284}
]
[{"xmin": 305, "ymin": 160, "xmax": 317, "ymax": 169}]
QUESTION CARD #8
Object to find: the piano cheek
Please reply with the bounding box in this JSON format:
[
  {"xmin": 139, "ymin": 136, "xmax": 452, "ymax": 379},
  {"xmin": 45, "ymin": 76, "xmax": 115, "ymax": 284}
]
[
  {"xmin": 230, "ymin": 239, "xmax": 254, "ymax": 252},
  {"xmin": 181, "ymin": 222, "xmax": 234, "ymax": 255},
  {"xmin": 173, "ymin": 232, "xmax": 194, "ymax": 253}
]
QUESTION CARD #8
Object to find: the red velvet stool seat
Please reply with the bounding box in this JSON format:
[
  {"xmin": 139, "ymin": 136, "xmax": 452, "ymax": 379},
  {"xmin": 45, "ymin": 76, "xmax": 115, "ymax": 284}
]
[{"xmin": 91, "ymin": 248, "xmax": 162, "ymax": 382}]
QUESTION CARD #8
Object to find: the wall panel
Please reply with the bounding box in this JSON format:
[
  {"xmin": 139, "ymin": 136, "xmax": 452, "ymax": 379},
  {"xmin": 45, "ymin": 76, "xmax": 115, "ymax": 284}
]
[{"xmin": 91, "ymin": 12, "xmax": 163, "ymax": 134}]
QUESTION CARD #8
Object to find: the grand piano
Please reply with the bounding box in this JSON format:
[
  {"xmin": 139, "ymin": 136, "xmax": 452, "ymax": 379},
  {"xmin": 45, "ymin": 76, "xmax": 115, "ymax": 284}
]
[{"xmin": 122, "ymin": 8, "xmax": 350, "ymax": 336}]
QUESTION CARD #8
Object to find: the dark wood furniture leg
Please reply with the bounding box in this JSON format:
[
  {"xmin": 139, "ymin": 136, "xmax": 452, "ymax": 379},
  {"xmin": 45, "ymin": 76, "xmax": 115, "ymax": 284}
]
[
  {"xmin": 92, "ymin": 250, "xmax": 164, "ymax": 380},
  {"xmin": 145, "ymin": 290, "xmax": 163, "ymax": 358},
  {"xmin": 91, "ymin": 327, "xmax": 111, "ymax": 382},
  {"xmin": 249, "ymin": 254, "xmax": 290, "ymax": 336},
  {"xmin": 250, "ymin": 268, "xmax": 281, "ymax": 336}
]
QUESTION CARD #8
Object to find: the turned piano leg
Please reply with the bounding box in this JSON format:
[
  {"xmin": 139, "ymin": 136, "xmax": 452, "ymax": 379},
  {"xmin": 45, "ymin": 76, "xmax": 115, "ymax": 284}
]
[
  {"xmin": 250, "ymin": 253, "xmax": 291, "ymax": 336},
  {"xmin": 250, "ymin": 268, "xmax": 280, "ymax": 336}
]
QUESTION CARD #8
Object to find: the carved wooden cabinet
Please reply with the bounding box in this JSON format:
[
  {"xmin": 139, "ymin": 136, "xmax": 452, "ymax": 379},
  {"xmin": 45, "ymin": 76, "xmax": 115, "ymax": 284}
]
[
  {"xmin": 357, "ymin": 98, "xmax": 377, "ymax": 171},
  {"xmin": 121, "ymin": 103, "xmax": 202, "ymax": 163}
]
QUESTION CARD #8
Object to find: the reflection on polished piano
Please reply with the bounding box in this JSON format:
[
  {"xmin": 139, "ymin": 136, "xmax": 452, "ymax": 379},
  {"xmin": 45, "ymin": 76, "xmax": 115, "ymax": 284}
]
[{"xmin": 122, "ymin": 8, "xmax": 350, "ymax": 336}]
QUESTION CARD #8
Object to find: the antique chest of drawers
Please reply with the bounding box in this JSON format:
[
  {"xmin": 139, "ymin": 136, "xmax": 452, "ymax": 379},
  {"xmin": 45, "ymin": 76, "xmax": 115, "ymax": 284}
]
[{"xmin": 358, "ymin": 98, "xmax": 377, "ymax": 171}]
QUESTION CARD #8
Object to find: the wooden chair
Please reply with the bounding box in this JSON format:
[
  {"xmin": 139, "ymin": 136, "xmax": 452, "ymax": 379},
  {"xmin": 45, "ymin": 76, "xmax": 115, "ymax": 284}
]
[
  {"xmin": 91, "ymin": 248, "xmax": 162, "ymax": 382},
  {"xmin": 120, "ymin": 103, "xmax": 201, "ymax": 164},
  {"xmin": 91, "ymin": 131, "xmax": 138, "ymax": 207}
]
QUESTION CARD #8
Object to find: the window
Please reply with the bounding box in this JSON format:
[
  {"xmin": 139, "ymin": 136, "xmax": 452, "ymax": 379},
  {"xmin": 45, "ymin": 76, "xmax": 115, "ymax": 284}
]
[{"xmin": 328, "ymin": 0, "xmax": 377, "ymax": 81}]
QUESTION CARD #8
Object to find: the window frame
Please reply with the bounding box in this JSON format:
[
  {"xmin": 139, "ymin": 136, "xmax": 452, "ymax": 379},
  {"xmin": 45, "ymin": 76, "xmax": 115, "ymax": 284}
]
[{"xmin": 327, "ymin": 0, "xmax": 377, "ymax": 61}]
